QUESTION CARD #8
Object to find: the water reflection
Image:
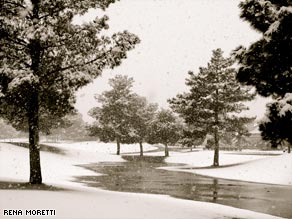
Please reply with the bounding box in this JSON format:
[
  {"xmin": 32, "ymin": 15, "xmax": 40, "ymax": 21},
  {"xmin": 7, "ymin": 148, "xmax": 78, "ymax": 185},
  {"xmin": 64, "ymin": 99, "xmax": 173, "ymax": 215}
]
[
  {"xmin": 212, "ymin": 179, "xmax": 218, "ymax": 202},
  {"xmin": 75, "ymin": 156, "xmax": 292, "ymax": 218}
]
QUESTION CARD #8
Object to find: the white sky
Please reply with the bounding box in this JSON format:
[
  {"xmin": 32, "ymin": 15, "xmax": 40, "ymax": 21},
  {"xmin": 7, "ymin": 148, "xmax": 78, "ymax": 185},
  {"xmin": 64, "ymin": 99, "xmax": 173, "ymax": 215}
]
[{"xmin": 75, "ymin": 0, "xmax": 270, "ymax": 123}]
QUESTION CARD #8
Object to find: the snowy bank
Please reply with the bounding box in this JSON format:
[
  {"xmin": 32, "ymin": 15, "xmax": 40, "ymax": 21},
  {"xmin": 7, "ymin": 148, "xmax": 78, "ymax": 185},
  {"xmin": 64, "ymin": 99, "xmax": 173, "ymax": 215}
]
[
  {"xmin": 0, "ymin": 188, "xmax": 284, "ymax": 219},
  {"xmin": 0, "ymin": 141, "xmax": 157, "ymax": 187},
  {"xmin": 163, "ymin": 150, "xmax": 292, "ymax": 186},
  {"xmin": 0, "ymin": 142, "xmax": 100, "ymax": 188}
]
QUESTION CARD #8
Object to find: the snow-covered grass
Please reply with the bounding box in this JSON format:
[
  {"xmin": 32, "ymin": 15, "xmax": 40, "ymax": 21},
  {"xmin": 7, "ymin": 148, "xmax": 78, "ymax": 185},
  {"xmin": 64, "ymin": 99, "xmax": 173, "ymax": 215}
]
[
  {"xmin": 0, "ymin": 189, "xmax": 283, "ymax": 219},
  {"xmin": 45, "ymin": 141, "xmax": 157, "ymax": 155},
  {"xmin": 0, "ymin": 142, "xmax": 288, "ymax": 219},
  {"xmin": 0, "ymin": 138, "xmax": 28, "ymax": 143},
  {"xmin": 0, "ymin": 141, "xmax": 157, "ymax": 187},
  {"xmin": 0, "ymin": 141, "xmax": 156, "ymax": 187},
  {"xmin": 0, "ymin": 142, "xmax": 100, "ymax": 188},
  {"xmin": 196, "ymin": 153, "xmax": 292, "ymax": 185},
  {"xmin": 161, "ymin": 149, "xmax": 292, "ymax": 186},
  {"xmin": 165, "ymin": 150, "xmax": 279, "ymax": 167}
]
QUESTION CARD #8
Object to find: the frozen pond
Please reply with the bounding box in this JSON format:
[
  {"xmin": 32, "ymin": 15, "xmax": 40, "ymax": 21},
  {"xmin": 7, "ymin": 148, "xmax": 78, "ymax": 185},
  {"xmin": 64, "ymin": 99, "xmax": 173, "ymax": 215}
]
[{"xmin": 76, "ymin": 155, "xmax": 292, "ymax": 218}]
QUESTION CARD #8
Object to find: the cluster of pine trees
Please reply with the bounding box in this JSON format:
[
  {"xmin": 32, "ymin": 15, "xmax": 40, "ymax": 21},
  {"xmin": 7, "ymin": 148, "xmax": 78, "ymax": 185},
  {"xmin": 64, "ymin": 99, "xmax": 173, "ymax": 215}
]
[{"xmin": 87, "ymin": 75, "xmax": 181, "ymax": 157}]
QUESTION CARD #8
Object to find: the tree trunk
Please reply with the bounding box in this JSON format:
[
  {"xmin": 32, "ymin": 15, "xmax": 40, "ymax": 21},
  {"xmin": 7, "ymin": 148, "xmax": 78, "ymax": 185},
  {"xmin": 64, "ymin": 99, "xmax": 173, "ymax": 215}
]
[
  {"xmin": 213, "ymin": 84, "xmax": 220, "ymax": 167},
  {"xmin": 116, "ymin": 137, "xmax": 121, "ymax": 155},
  {"xmin": 213, "ymin": 127, "xmax": 219, "ymax": 167},
  {"xmin": 28, "ymin": 92, "xmax": 42, "ymax": 184},
  {"xmin": 139, "ymin": 142, "xmax": 143, "ymax": 156},
  {"xmin": 164, "ymin": 143, "xmax": 169, "ymax": 157},
  {"xmin": 237, "ymin": 137, "xmax": 242, "ymax": 151},
  {"xmin": 28, "ymin": 3, "xmax": 42, "ymax": 183}
]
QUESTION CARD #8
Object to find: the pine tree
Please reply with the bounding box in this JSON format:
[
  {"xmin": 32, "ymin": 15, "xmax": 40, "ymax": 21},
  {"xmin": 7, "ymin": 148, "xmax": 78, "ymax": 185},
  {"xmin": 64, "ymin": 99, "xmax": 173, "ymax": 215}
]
[
  {"xmin": 129, "ymin": 95, "xmax": 158, "ymax": 156},
  {"xmin": 88, "ymin": 75, "xmax": 137, "ymax": 155},
  {"xmin": 259, "ymin": 94, "xmax": 292, "ymax": 152},
  {"xmin": 0, "ymin": 1, "xmax": 139, "ymax": 184},
  {"xmin": 234, "ymin": 1, "xmax": 292, "ymax": 150},
  {"xmin": 169, "ymin": 49, "xmax": 254, "ymax": 166},
  {"xmin": 147, "ymin": 109, "xmax": 181, "ymax": 157}
]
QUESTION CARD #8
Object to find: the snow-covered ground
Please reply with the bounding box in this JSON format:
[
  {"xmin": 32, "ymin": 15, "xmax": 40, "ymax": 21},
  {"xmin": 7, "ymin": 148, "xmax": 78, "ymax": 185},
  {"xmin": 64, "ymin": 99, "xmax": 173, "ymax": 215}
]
[
  {"xmin": 1, "ymin": 188, "xmax": 283, "ymax": 219},
  {"xmin": 162, "ymin": 149, "xmax": 292, "ymax": 186},
  {"xmin": 166, "ymin": 149, "xmax": 282, "ymax": 167},
  {"xmin": 0, "ymin": 141, "xmax": 289, "ymax": 219},
  {"xmin": 46, "ymin": 141, "xmax": 157, "ymax": 155},
  {"xmin": 0, "ymin": 141, "xmax": 156, "ymax": 187}
]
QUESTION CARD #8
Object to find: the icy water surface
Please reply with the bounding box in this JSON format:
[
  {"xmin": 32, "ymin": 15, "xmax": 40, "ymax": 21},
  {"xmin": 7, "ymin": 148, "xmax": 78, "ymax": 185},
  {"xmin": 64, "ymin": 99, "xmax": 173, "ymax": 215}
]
[{"xmin": 76, "ymin": 155, "xmax": 292, "ymax": 218}]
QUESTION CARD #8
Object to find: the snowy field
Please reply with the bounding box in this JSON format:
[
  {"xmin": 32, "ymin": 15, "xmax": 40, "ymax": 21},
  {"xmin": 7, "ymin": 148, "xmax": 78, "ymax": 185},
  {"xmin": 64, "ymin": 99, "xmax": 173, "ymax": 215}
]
[
  {"xmin": 163, "ymin": 149, "xmax": 292, "ymax": 186},
  {"xmin": 0, "ymin": 141, "xmax": 290, "ymax": 219}
]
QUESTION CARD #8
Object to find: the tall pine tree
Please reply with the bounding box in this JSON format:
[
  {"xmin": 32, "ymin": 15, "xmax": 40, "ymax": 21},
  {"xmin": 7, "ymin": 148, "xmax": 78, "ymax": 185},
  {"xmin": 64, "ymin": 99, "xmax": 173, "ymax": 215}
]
[
  {"xmin": 234, "ymin": 0, "xmax": 292, "ymax": 150},
  {"xmin": 0, "ymin": 0, "xmax": 139, "ymax": 184},
  {"xmin": 169, "ymin": 49, "xmax": 254, "ymax": 166}
]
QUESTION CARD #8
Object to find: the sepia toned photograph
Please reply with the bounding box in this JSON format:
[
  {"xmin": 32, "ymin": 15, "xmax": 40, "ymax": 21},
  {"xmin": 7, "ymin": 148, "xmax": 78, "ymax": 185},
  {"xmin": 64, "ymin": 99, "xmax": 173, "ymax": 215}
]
[{"xmin": 0, "ymin": 0, "xmax": 291, "ymax": 218}]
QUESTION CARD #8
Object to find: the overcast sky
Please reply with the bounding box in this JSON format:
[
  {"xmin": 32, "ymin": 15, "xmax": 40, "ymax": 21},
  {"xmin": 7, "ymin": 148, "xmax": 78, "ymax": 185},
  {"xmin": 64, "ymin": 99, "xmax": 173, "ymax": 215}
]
[{"xmin": 74, "ymin": 0, "xmax": 269, "ymax": 123}]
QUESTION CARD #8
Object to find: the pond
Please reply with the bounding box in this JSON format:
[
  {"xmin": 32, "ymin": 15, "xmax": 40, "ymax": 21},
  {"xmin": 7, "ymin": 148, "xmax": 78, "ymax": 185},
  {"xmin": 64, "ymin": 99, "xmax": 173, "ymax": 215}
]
[{"xmin": 75, "ymin": 155, "xmax": 292, "ymax": 218}]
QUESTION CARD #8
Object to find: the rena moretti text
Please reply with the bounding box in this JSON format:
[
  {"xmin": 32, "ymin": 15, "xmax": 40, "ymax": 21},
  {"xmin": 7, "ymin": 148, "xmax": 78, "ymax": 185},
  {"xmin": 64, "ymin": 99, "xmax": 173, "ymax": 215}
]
[{"xmin": 3, "ymin": 209, "xmax": 56, "ymax": 216}]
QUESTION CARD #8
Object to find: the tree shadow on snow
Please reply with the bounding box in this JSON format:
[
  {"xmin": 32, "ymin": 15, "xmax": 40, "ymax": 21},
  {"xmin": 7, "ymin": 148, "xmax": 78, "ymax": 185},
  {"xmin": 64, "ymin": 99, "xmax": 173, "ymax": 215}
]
[
  {"xmin": 6, "ymin": 142, "xmax": 67, "ymax": 155},
  {"xmin": 180, "ymin": 162, "xmax": 247, "ymax": 170},
  {"xmin": 0, "ymin": 181, "xmax": 68, "ymax": 191}
]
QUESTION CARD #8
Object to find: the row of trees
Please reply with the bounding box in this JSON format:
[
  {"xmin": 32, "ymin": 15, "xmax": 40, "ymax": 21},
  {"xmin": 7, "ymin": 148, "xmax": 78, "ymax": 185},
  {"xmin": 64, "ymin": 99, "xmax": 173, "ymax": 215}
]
[
  {"xmin": 88, "ymin": 50, "xmax": 254, "ymax": 167},
  {"xmin": 87, "ymin": 75, "xmax": 181, "ymax": 157}
]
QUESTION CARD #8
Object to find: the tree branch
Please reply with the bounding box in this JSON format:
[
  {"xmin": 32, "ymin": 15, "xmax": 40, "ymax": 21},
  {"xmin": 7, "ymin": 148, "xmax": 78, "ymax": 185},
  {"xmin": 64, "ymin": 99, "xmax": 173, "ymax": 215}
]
[
  {"xmin": 48, "ymin": 52, "xmax": 106, "ymax": 75},
  {"xmin": 4, "ymin": 1, "xmax": 26, "ymax": 9}
]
